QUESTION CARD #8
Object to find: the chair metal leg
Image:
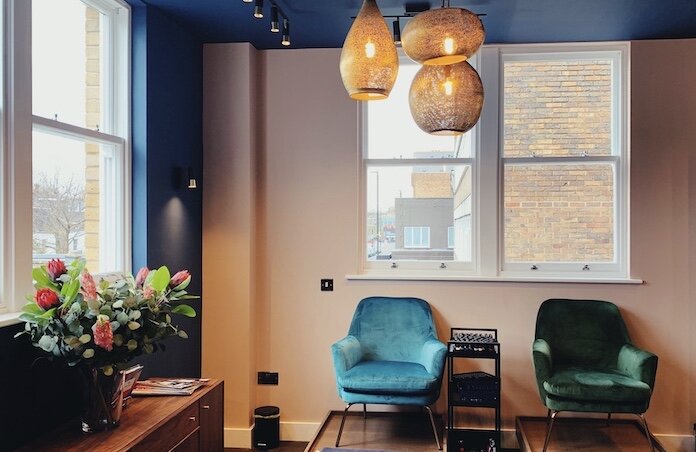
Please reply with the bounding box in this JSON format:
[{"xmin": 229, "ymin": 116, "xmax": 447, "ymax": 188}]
[
  {"xmin": 542, "ymin": 410, "xmax": 559, "ymax": 452},
  {"xmin": 637, "ymin": 414, "xmax": 655, "ymax": 452},
  {"xmin": 424, "ymin": 405, "xmax": 442, "ymax": 450},
  {"xmin": 335, "ymin": 403, "xmax": 354, "ymax": 447},
  {"xmin": 607, "ymin": 412, "xmax": 612, "ymax": 427},
  {"xmin": 363, "ymin": 404, "xmax": 367, "ymax": 419}
]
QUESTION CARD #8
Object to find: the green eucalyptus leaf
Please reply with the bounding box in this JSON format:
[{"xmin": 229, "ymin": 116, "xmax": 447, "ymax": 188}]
[
  {"xmin": 79, "ymin": 334, "xmax": 91, "ymax": 344},
  {"xmin": 116, "ymin": 312, "xmax": 129, "ymax": 325},
  {"xmin": 127, "ymin": 339, "xmax": 138, "ymax": 351},
  {"xmin": 177, "ymin": 330, "xmax": 189, "ymax": 339},
  {"xmin": 38, "ymin": 335, "xmax": 57, "ymax": 352},
  {"xmin": 112, "ymin": 300, "xmax": 124, "ymax": 309},
  {"xmin": 171, "ymin": 304, "xmax": 196, "ymax": 318},
  {"xmin": 129, "ymin": 310, "xmax": 142, "ymax": 321},
  {"xmin": 150, "ymin": 266, "xmax": 170, "ymax": 293},
  {"xmin": 127, "ymin": 321, "xmax": 140, "ymax": 330},
  {"xmin": 82, "ymin": 348, "xmax": 95, "ymax": 359}
]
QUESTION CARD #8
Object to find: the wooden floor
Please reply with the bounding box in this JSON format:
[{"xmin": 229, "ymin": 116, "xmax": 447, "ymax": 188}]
[
  {"xmin": 306, "ymin": 411, "xmax": 446, "ymax": 452},
  {"xmin": 516, "ymin": 416, "xmax": 663, "ymax": 452}
]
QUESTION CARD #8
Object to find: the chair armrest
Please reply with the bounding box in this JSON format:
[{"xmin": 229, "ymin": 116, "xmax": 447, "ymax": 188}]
[
  {"xmin": 419, "ymin": 339, "xmax": 447, "ymax": 378},
  {"xmin": 533, "ymin": 339, "xmax": 553, "ymax": 380},
  {"xmin": 618, "ymin": 344, "xmax": 658, "ymax": 388},
  {"xmin": 331, "ymin": 336, "xmax": 363, "ymax": 375}
]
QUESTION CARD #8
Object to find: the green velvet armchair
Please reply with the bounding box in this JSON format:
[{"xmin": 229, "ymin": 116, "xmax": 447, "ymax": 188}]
[
  {"xmin": 331, "ymin": 297, "xmax": 447, "ymax": 449},
  {"xmin": 533, "ymin": 299, "xmax": 658, "ymax": 452}
]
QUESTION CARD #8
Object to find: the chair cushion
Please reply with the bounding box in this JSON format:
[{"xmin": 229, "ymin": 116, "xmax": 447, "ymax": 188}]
[
  {"xmin": 339, "ymin": 360, "xmax": 437, "ymax": 394},
  {"xmin": 543, "ymin": 367, "xmax": 651, "ymax": 403}
]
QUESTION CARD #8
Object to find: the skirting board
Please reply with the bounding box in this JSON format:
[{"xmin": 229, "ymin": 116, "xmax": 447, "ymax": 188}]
[{"xmin": 224, "ymin": 421, "xmax": 322, "ymax": 448}]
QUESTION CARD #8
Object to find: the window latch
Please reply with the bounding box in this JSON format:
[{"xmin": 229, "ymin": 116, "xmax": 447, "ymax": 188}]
[
  {"xmin": 439, "ymin": 263, "xmax": 447, "ymax": 269},
  {"xmin": 530, "ymin": 264, "xmax": 538, "ymax": 270},
  {"xmin": 582, "ymin": 264, "xmax": 590, "ymax": 271},
  {"xmin": 391, "ymin": 262, "xmax": 398, "ymax": 269}
]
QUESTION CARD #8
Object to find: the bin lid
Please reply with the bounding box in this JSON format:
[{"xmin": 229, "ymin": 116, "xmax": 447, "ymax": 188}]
[{"xmin": 254, "ymin": 405, "xmax": 280, "ymax": 418}]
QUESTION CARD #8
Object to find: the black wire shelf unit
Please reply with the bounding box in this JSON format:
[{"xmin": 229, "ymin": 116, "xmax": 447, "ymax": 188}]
[{"xmin": 447, "ymin": 328, "xmax": 501, "ymax": 452}]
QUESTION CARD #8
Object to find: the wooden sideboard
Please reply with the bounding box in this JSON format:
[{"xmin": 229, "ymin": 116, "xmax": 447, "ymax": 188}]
[{"xmin": 20, "ymin": 379, "xmax": 223, "ymax": 452}]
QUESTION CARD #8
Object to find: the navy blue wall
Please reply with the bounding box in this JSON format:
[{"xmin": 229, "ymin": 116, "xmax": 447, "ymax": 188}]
[
  {"xmin": 0, "ymin": 3, "xmax": 203, "ymax": 449},
  {"xmin": 129, "ymin": 1, "xmax": 203, "ymax": 379}
]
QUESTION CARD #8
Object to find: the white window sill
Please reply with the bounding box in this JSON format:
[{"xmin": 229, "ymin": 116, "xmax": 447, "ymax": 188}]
[
  {"xmin": 346, "ymin": 274, "xmax": 644, "ymax": 284},
  {"xmin": 0, "ymin": 311, "xmax": 22, "ymax": 328}
]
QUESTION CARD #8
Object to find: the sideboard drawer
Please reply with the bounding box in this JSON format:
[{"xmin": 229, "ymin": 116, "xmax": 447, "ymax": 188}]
[{"xmin": 131, "ymin": 402, "xmax": 199, "ymax": 452}]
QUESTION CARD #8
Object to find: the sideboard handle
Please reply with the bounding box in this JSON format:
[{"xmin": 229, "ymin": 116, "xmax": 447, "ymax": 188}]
[
  {"xmin": 202, "ymin": 405, "xmax": 211, "ymax": 409},
  {"xmin": 189, "ymin": 416, "xmax": 196, "ymax": 421}
]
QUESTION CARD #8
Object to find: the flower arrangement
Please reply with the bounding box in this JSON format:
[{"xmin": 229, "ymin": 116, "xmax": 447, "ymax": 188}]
[{"xmin": 16, "ymin": 258, "xmax": 198, "ymax": 376}]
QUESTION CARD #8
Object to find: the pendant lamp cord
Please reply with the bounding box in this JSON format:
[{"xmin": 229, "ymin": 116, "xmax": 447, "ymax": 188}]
[{"xmin": 441, "ymin": 0, "xmax": 450, "ymax": 7}]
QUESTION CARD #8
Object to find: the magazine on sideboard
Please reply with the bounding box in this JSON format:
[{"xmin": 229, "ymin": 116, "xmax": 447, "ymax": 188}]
[{"xmin": 132, "ymin": 377, "xmax": 210, "ymax": 396}]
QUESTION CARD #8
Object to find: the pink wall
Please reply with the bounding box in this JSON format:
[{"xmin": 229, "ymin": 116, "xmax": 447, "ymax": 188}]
[{"xmin": 203, "ymin": 40, "xmax": 696, "ymax": 450}]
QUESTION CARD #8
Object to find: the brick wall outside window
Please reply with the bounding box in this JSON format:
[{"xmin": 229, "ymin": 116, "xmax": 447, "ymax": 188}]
[{"xmin": 503, "ymin": 59, "xmax": 614, "ymax": 263}]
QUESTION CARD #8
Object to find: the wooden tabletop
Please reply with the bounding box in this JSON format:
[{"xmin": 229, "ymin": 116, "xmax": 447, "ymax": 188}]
[{"xmin": 19, "ymin": 379, "xmax": 222, "ymax": 452}]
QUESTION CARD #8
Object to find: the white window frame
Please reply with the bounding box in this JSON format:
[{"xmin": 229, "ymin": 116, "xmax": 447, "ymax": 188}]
[
  {"xmin": 356, "ymin": 42, "xmax": 631, "ymax": 282},
  {"xmin": 1, "ymin": 0, "xmax": 131, "ymax": 319}
]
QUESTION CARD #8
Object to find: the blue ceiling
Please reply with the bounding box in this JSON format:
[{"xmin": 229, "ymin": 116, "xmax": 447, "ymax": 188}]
[{"xmin": 139, "ymin": 0, "xmax": 696, "ymax": 49}]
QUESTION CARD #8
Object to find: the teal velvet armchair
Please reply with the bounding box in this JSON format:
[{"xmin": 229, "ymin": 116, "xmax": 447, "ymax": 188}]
[
  {"xmin": 533, "ymin": 299, "xmax": 658, "ymax": 452},
  {"xmin": 331, "ymin": 297, "xmax": 447, "ymax": 449}
]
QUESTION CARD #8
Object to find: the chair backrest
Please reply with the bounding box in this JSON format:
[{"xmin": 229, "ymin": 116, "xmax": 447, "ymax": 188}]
[
  {"xmin": 348, "ymin": 296, "xmax": 438, "ymax": 362},
  {"xmin": 535, "ymin": 298, "xmax": 632, "ymax": 368}
]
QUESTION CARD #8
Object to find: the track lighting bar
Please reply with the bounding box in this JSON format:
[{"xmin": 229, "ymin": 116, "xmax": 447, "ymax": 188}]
[{"xmin": 243, "ymin": 0, "xmax": 291, "ymax": 46}]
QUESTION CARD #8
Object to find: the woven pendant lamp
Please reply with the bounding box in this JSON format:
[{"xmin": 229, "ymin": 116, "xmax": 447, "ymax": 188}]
[
  {"xmin": 340, "ymin": 0, "xmax": 398, "ymax": 100},
  {"xmin": 409, "ymin": 61, "xmax": 483, "ymax": 136},
  {"xmin": 402, "ymin": 5, "xmax": 485, "ymax": 66}
]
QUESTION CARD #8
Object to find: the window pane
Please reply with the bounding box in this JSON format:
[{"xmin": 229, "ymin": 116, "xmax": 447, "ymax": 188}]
[
  {"xmin": 504, "ymin": 163, "xmax": 614, "ymax": 263},
  {"xmin": 366, "ymin": 60, "xmax": 475, "ymax": 159},
  {"xmin": 366, "ymin": 164, "xmax": 472, "ymax": 262},
  {"xmin": 33, "ymin": 130, "xmax": 121, "ymax": 273},
  {"xmin": 503, "ymin": 57, "xmax": 613, "ymax": 157},
  {"xmin": 33, "ymin": 0, "xmax": 104, "ymax": 130}
]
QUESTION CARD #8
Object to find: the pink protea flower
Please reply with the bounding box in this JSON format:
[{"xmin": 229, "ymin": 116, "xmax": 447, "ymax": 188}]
[
  {"xmin": 169, "ymin": 270, "xmax": 190, "ymax": 288},
  {"xmin": 92, "ymin": 314, "xmax": 113, "ymax": 351},
  {"xmin": 35, "ymin": 288, "xmax": 60, "ymax": 311},
  {"xmin": 143, "ymin": 286, "xmax": 155, "ymax": 300},
  {"xmin": 135, "ymin": 266, "xmax": 150, "ymax": 288},
  {"xmin": 46, "ymin": 259, "xmax": 67, "ymax": 281},
  {"xmin": 80, "ymin": 270, "xmax": 98, "ymax": 301}
]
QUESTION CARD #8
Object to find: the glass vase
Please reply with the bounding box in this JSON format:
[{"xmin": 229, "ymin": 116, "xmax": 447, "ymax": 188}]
[{"xmin": 81, "ymin": 366, "xmax": 125, "ymax": 433}]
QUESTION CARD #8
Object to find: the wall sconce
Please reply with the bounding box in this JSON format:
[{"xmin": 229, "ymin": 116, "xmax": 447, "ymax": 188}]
[
  {"xmin": 187, "ymin": 168, "xmax": 198, "ymax": 189},
  {"xmin": 176, "ymin": 167, "xmax": 198, "ymax": 190}
]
